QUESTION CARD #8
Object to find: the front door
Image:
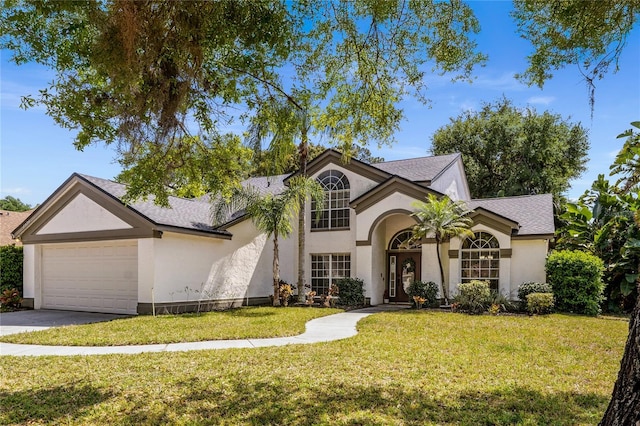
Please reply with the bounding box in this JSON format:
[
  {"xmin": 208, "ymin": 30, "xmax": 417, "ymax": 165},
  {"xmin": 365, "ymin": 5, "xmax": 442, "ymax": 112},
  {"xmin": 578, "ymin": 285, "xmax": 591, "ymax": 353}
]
[{"xmin": 388, "ymin": 252, "xmax": 421, "ymax": 302}]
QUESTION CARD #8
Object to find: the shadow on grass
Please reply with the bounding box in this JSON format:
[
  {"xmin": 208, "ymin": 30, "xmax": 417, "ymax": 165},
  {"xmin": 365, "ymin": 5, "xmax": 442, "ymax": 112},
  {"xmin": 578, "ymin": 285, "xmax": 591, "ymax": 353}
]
[
  {"xmin": 0, "ymin": 384, "xmax": 112, "ymax": 424},
  {"xmin": 121, "ymin": 377, "xmax": 607, "ymax": 425}
]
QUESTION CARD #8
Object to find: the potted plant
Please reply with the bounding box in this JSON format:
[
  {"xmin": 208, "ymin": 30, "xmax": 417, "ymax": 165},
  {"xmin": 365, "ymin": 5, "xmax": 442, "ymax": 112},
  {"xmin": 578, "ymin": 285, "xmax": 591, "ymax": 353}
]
[{"xmin": 383, "ymin": 289, "xmax": 390, "ymax": 304}]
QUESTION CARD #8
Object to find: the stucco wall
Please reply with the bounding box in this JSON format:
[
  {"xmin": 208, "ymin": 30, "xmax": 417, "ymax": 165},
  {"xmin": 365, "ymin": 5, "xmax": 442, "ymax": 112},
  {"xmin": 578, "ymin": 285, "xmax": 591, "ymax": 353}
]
[
  {"xmin": 22, "ymin": 244, "xmax": 38, "ymax": 307},
  {"xmin": 510, "ymin": 239, "xmax": 549, "ymax": 297},
  {"xmin": 36, "ymin": 193, "xmax": 131, "ymax": 234},
  {"xmin": 142, "ymin": 220, "xmax": 289, "ymax": 304}
]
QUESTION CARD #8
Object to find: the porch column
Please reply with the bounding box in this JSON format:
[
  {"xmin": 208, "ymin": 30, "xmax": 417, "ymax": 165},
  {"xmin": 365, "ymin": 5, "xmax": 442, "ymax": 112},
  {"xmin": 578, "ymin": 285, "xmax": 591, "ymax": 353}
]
[{"xmin": 356, "ymin": 244, "xmax": 376, "ymax": 304}]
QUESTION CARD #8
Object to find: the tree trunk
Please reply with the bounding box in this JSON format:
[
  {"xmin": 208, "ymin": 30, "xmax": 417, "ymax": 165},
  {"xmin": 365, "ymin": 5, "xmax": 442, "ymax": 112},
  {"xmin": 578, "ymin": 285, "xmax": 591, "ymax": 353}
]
[
  {"xmin": 272, "ymin": 235, "xmax": 281, "ymax": 307},
  {"xmin": 600, "ymin": 280, "xmax": 640, "ymax": 425},
  {"xmin": 436, "ymin": 237, "xmax": 449, "ymax": 305},
  {"xmin": 296, "ymin": 128, "xmax": 309, "ymax": 302}
]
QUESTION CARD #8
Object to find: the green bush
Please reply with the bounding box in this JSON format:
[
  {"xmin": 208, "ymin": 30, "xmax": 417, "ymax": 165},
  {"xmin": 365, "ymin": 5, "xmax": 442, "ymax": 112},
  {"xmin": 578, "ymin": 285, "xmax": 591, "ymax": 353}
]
[
  {"xmin": 335, "ymin": 277, "xmax": 365, "ymax": 306},
  {"xmin": 526, "ymin": 292, "xmax": 554, "ymax": 315},
  {"xmin": 546, "ymin": 250, "xmax": 604, "ymax": 316},
  {"xmin": 454, "ymin": 280, "xmax": 491, "ymax": 314},
  {"xmin": 517, "ymin": 282, "xmax": 553, "ymax": 303},
  {"xmin": 406, "ymin": 281, "xmax": 438, "ymax": 308},
  {"xmin": 0, "ymin": 245, "xmax": 23, "ymax": 293}
]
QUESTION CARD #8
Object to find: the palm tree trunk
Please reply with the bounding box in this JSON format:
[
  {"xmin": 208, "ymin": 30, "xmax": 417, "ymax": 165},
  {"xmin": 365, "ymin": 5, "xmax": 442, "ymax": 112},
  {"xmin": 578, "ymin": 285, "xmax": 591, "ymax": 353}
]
[
  {"xmin": 297, "ymin": 125, "xmax": 309, "ymax": 302},
  {"xmin": 273, "ymin": 235, "xmax": 281, "ymax": 306},
  {"xmin": 436, "ymin": 238, "xmax": 449, "ymax": 305}
]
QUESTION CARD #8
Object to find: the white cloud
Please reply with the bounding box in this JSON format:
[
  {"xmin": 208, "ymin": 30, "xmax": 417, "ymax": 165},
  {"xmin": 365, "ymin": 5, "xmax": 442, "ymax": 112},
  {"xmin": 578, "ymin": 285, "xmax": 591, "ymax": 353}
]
[{"xmin": 527, "ymin": 96, "xmax": 556, "ymax": 105}]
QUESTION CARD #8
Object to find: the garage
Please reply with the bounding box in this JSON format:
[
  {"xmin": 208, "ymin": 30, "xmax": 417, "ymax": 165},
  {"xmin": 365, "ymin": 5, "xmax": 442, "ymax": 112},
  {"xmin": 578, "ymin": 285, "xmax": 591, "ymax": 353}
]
[{"xmin": 41, "ymin": 240, "xmax": 138, "ymax": 315}]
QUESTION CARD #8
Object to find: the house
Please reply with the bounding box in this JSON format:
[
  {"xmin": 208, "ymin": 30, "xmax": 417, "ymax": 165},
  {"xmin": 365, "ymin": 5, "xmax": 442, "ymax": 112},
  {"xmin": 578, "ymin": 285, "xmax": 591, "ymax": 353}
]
[
  {"xmin": 12, "ymin": 149, "xmax": 554, "ymax": 314},
  {"xmin": 1, "ymin": 209, "xmax": 34, "ymax": 246}
]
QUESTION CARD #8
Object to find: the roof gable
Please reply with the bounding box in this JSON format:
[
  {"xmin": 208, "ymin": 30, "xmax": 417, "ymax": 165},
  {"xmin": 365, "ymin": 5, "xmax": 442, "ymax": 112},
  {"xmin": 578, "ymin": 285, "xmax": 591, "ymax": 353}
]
[
  {"xmin": 466, "ymin": 194, "xmax": 555, "ymax": 237},
  {"xmin": 13, "ymin": 174, "xmax": 231, "ymax": 243},
  {"xmin": 374, "ymin": 153, "xmax": 460, "ymax": 183},
  {"xmin": 286, "ymin": 149, "xmax": 462, "ymax": 185},
  {"xmin": 350, "ymin": 176, "xmax": 443, "ymax": 214}
]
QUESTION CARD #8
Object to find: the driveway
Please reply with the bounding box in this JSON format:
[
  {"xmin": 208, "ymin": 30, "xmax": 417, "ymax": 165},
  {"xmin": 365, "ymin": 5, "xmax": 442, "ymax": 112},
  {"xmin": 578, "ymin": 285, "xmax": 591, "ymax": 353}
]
[{"xmin": 0, "ymin": 309, "xmax": 129, "ymax": 336}]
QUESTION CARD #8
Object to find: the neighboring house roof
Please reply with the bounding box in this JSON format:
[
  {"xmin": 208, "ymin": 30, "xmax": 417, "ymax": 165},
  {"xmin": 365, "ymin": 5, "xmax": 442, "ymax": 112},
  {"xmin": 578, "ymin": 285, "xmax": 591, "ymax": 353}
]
[
  {"xmin": 467, "ymin": 194, "xmax": 555, "ymax": 236},
  {"xmin": 1, "ymin": 209, "xmax": 33, "ymax": 246}
]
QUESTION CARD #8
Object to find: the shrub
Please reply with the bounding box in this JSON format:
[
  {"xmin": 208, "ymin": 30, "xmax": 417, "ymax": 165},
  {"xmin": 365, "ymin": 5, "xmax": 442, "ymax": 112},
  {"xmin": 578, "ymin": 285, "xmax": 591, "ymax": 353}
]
[
  {"xmin": 526, "ymin": 292, "xmax": 554, "ymax": 315},
  {"xmin": 546, "ymin": 250, "xmax": 605, "ymax": 316},
  {"xmin": 517, "ymin": 282, "xmax": 553, "ymax": 311},
  {"xmin": 0, "ymin": 245, "xmax": 23, "ymax": 293},
  {"xmin": 454, "ymin": 280, "xmax": 491, "ymax": 314},
  {"xmin": 335, "ymin": 277, "xmax": 365, "ymax": 306},
  {"xmin": 517, "ymin": 282, "xmax": 553, "ymax": 303},
  {"xmin": 0, "ymin": 288, "xmax": 22, "ymax": 309},
  {"xmin": 406, "ymin": 280, "xmax": 438, "ymax": 308},
  {"xmin": 488, "ymin": 291, "xmax": 516, "ymax": 313}
]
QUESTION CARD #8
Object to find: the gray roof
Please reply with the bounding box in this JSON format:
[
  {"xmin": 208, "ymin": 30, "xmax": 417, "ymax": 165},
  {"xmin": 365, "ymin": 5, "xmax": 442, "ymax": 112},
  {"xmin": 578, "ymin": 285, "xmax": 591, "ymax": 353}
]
[
  {"xmin": 77, "ymin": 151, "xmax": 553, "ymax": 237},
  {"xmin": 79, "ymin": 175, "xmax": 224, "ymax": 235},
  {"xmin": 374, "ymin": 153, "xmax": 460, "ymax": 182},
  {"xmin": 466, "ymin": 194, "xmax": 555, "ymax": 236},
  {"xmin": 241, "ymin": 174, "xmax": 288, "ymax": 195},
  {"xmin": 80, "ymin": 174, "xmax": 289, "ymax": 233}
]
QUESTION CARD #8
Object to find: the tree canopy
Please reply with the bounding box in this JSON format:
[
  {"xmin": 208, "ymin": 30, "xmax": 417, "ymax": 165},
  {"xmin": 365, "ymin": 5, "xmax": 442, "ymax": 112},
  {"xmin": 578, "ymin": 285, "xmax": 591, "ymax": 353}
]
[
  {"xmin": 512, "ymin": 0, "xmax": 640, "ymax": 111},
  {"xmin": 1, "ymin": 0, "xmax": 484, "ymax": 204},
  {"xmin": 431, "ymin": 98, "xmax": 589, "ymax": 199},
  {"xmin": 0, "ymin": 196, "xmax": 32, "ymax": 212}
]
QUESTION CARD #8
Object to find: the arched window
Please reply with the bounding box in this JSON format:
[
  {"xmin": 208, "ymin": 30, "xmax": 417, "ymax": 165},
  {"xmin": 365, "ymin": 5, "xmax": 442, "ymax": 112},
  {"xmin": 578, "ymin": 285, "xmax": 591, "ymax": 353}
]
[
  {"xmin": 460, "ymin": 232, "xmax": 500, "ymax": 291},
  {"xmin": 311, "ymin": 170, "xmax": 350, "ymax": 229},
  {"xmin": 388, "ymin": 229, "xmax": 422, "ymax": 250}
]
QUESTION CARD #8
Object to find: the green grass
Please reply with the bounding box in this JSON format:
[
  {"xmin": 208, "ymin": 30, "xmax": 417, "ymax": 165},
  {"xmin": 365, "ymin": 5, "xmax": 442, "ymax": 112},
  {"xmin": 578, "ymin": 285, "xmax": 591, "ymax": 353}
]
[
  {"xmin": 0, "ymin": 306, "xmax": 342, "ymax": 346},
  {"xmin": 0, "ymin": 311, "xmax": 629, "ymax": 425}
]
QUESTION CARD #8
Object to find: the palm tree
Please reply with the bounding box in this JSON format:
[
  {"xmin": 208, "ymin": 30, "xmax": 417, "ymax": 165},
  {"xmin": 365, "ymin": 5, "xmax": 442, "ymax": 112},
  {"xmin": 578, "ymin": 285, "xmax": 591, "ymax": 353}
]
[
  {"xmin": 410, "ymin": 193, "xmax": 474, "ymax": 305},
  {"xmin": 212, "ymin": 176, "xmax": 324, "ymax": 306}
]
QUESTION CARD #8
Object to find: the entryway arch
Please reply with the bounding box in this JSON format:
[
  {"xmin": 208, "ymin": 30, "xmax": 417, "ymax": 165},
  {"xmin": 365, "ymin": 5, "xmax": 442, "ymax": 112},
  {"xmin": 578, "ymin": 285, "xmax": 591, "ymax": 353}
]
[{"xmin": 387, "ymin": 229, "xmax": 422, "ymax": 303}]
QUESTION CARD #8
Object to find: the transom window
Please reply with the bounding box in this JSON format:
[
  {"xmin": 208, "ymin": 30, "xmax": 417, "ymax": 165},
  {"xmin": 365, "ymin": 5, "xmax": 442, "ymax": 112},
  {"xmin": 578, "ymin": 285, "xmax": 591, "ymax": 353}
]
[
  {"xmin": 461, "ymin": 232, "xmax": 500, "ymax": 291},
  {"xmin": 311, "ymin": 254, "xmax": 351, "ymax": 295},
  {"xmin": 388, "ymin": 229, "xmax": 422, "ymax": 250},
  {"xmin": 311, "ymin": 170, "xmax": 350, "ymax": 230}
]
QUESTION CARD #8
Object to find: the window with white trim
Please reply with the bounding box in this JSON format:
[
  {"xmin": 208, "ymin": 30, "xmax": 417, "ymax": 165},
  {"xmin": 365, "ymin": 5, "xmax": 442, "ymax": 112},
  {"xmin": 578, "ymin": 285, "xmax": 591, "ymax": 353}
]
[
  {"xmin": 311, "ymin": 170, "xmax": 350, "ymax": 230},
  {"xmin": 460, "ymin": 232, "xmax": 500, "ymax": 291},
  {"xmin": 311, "ymin": 254, "xmax": 351, "ymax": 295}
]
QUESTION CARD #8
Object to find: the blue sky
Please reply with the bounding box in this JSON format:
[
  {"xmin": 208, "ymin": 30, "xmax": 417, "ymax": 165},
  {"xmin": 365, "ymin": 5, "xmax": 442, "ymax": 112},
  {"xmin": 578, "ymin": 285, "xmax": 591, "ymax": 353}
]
[{"xmin": 1, "ymin": 1, "xmax": 639, "ymax": 207}]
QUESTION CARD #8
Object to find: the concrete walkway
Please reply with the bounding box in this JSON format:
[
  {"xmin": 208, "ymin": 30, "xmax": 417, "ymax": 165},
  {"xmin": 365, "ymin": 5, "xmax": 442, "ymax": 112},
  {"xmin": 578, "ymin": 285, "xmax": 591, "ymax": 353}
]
[{"xmin": 0, "ymin": 305, "xmax": 408, "ymax": 357}]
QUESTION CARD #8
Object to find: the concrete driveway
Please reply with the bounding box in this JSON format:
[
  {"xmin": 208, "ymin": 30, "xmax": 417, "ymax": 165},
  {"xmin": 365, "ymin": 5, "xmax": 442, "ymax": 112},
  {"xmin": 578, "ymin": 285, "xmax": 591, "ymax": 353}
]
[{"xmin": 0, "ymin": 309, "xmax": 129, "ymax": 336}]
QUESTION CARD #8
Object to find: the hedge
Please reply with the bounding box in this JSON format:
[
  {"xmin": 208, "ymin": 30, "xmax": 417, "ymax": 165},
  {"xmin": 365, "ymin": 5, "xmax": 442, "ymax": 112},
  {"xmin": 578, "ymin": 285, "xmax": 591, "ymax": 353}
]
[
  {"xmin": 0, "ymin": 245, "xmax": 23, "ymax": 293},
  {"xmin": 546, "ymin": 250, "xmax": 604, "ymax": 316}
]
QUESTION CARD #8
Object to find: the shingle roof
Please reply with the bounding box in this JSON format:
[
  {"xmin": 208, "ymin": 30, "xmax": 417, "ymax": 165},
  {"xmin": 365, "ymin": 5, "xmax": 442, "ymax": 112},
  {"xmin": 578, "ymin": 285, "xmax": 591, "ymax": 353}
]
[
  {"xmin": 374, "ymin": 153, "xmax": 460, "ymax": 182},
  {"xmin": 241, "ymin": 174, "xmax": 288, "ymax": 195},
  {"xmin": 79, "ymin": 175, "xmax": 226, "ymax": 235},
  {"xmin": 79, "ymin": 174, "xmax": 289, "ymax": 233},
  {"xmin": 466, "ymin": 194, "xmax": 555, "ymax": 236},
  {"xmin": 1, "ymin": 210, "xmax": 33, "ymax": 245}
]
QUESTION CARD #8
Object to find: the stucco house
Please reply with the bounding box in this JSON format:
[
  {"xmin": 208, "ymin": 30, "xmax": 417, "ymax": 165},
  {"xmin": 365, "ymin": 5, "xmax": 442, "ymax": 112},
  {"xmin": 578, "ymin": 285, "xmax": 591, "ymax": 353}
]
[{"xmin": 12, "ymin": 149, "xmax": 554, "ymax": 315}]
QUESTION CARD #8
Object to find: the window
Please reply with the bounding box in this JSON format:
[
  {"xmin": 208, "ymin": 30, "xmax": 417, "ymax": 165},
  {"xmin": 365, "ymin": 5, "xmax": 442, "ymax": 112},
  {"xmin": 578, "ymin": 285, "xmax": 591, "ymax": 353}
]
[
  {"xmin": 460, "ymin": 232, "xmax": 500, "ymax": 291},
  {"xmin": 311, "ymin": 254, "xmax": 351, "ymax": 295},
  {"xmin": 311, "ymin": 170, "xmax": 350, "ymax": 229},
  {"xmin": 388, "ymin": 229, "xmax": 422, "ymax": 250}
]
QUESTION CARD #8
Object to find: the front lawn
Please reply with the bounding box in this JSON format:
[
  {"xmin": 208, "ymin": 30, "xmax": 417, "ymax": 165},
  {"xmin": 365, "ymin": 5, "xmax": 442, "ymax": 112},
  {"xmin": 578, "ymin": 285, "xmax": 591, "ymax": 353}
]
[
  {"xmin": 1, "ymin": 311, "xmax": 628, "ymax": 425},
  {"xmin": 0, "ymin": 306, "xmax": 342, "ymax": 346}
]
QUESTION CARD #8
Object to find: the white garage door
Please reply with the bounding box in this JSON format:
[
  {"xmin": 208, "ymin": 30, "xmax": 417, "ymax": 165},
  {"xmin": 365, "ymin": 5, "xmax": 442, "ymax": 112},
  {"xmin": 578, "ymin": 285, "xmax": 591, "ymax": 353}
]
[{"xmin": 42, "ymin": 240, "xmax": 138, "ymax": 314}]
